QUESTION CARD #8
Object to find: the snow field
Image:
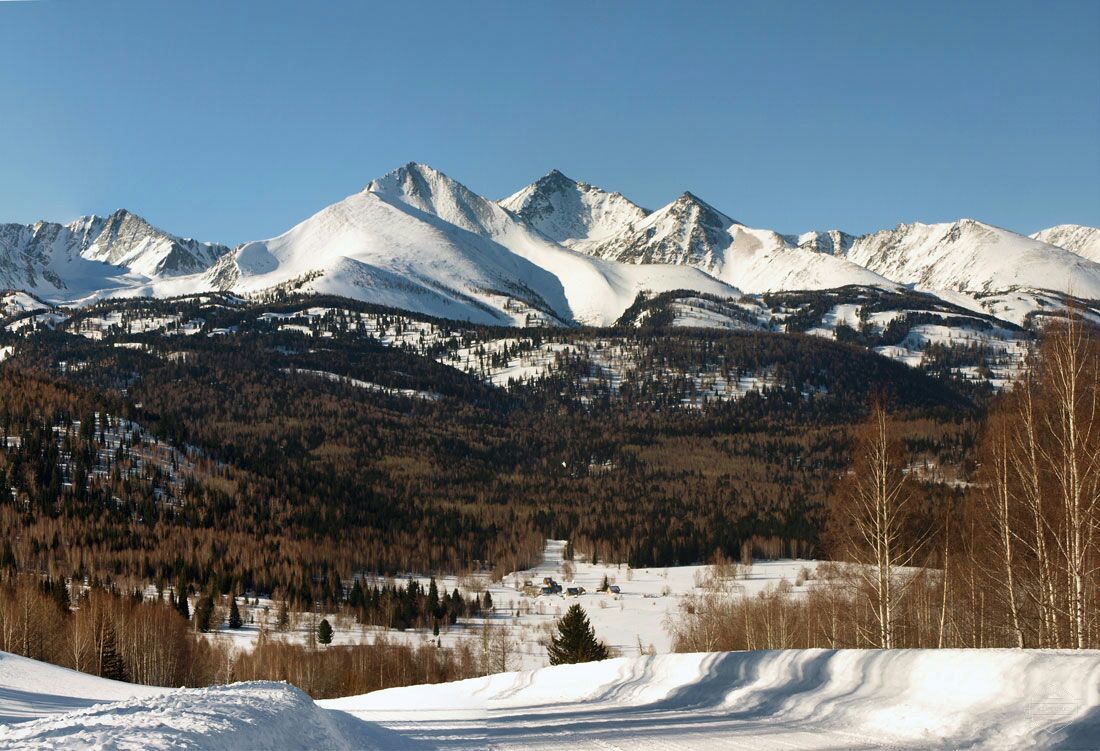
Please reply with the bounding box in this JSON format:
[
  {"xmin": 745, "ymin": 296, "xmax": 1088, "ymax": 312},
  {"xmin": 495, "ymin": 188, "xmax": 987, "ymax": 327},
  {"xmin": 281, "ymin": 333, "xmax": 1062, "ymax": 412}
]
[
  {"xmin": 4, "ymin": 647, "xmax": 1099, "ymax": 749},
  {"xmin": 321, "ymin": 649, "xmax": 1100, "ymax": 750},
  {"xmin": 200, "ymin": 540, "xmax": 822, "ymax": 671}
]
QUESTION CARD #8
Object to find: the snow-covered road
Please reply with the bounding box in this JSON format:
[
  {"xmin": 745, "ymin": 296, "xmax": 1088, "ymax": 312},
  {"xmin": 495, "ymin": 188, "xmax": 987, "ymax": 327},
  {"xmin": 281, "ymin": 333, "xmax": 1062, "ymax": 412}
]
[
  {"xmin": 324, "ymin": 649, "xmax": 1100, "ymax": 750},
  {"xmin": 4, "ymin": 648, "xmax": 1097, "ymax": 749}
]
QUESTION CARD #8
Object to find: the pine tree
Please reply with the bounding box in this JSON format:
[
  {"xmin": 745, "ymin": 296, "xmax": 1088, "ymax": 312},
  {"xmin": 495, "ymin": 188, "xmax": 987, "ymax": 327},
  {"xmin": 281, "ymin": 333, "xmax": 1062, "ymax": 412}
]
[
  {"xmin": 99, "ymin": 624, "xmax": 127, "ymax": 682},
  {"xmin": 317, "ymin": 618, "xmax": 334, "ymax": 645},
  {"xmin": 548, "ymin": 604, "xmax": 609, "ymax": 665},
  {"xmin": 176, "ymin": 588, "xmax": 190, "ymax": 620},
  {"xmin": 428, "ymin": 578, "xmax": 441, "ymax": 619},
  {"xmin": 276, "ymin": 600, "xmax": 290, "ymax": 631},
  {"xmin": 194, "ymin": 594, "xmax": 215, "ymax": 632},
  {"xmin": 482, "ymin": 591, "xmax": 493, "ymax": 611},
  {"xmin": 228, "ymin": 597, "xmax": 243, "ymax": 629}
]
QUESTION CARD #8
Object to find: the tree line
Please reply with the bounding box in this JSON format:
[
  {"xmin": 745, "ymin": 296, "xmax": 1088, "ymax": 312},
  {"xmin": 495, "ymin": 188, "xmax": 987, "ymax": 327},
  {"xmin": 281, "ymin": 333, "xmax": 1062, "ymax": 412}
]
[{"xmin": 673, "ymin": 317, "xmax": 1100, "ymax": 651}]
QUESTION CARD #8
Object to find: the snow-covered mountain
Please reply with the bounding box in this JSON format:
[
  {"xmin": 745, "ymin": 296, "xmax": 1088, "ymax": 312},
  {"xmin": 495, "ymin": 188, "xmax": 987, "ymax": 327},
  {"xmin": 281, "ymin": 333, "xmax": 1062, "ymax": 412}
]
[
  {"xmin": 577, "ymin": 191, "xmax": 894, "ymax": 293},
  {"xmin": 209, "ymin": 163, "xmax": 740, "ymax": 326},
  {"xmin": 498, "ymin": 169, "xmax": 649, "ymax": 252},
  {"xmin": 843, "ymin": 219, "xmax": 1100, "ymax": 299},
  {"xmin": 797, "ymin": 229, "xmax": 857, "ymax": 256},
  {"xmin": 70, "ymin": 210, "xmax": 229, "ymax": 277},
  {"xmin": 2, "ymin": 165, "xmax": 1098, "ymax": 329},
  {"xmin": 1031, "ymin": 224, "xmax": 1100, "ymax": 264},
  {"xmin": 0, "ymin": 210, "xmax": 228, "ymax": 301}
]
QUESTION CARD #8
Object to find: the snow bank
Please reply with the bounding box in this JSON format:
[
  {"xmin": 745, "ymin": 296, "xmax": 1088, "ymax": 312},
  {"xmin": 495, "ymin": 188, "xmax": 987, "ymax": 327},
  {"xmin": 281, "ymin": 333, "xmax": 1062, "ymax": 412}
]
[
  {"xmin": 0, "ymin": 681, "xmax": 380, "ymax": 751},
  {"xmin": 3, "ymin": 649, "xmax": 1099, "ymax": 749},
  {"xmin": 0, "ymin": 652, "xmax": 163, "ymax": 724},
  {"xmin": 327, "ymin": 649, "xmax": 1100, "ymax": 749}
]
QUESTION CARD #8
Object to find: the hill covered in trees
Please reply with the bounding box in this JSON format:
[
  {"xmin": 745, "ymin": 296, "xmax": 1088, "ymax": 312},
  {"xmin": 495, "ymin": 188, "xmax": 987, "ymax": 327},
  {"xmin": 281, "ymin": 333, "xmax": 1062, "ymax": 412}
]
[{"xmin": 0, "ymin": 294, "xmax": 978, "ymax": 610}]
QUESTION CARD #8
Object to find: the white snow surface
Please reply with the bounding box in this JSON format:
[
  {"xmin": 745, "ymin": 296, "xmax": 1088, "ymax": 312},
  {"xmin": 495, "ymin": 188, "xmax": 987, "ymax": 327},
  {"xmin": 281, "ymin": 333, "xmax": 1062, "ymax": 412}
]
[
  {"xmin": 210, "ymin": 163, "xmax": 740, "ymax": 327},
  {"xmin": 498, "ymin": 169, "xmax": 649, "ymax": 251},
  {"xmin": 845, "ymin": 219, "xmax": 1100, "ymax": 298},
  {"xmin": 581, "ymin": 192, "xmax": 897, "ymax": 293},
  {"xmin": 3, "ymin": 648, "xmax": 1098, "ymax": 750},
  {"xmin": 1031, "ymin": 224, "xmax": 1100, "ymax": 264},
  {"xmin": 0, "ymin": 210, "xmax": 229, "ymax": 305},
  {"xmin": 3, "ymin": 167, "xmax": 1098, "ymax": 330},
  {"xmin": 0, "ymin": 652, "xmax": 163, "ymax": 725}
]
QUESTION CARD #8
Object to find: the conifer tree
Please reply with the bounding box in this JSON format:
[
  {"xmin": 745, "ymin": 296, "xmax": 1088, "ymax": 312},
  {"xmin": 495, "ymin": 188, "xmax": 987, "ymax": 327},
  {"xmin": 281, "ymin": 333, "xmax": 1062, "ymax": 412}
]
[
  {"xmin": 317, "ymin": 618, "xmax": 333, "ymax": 645},
  {"xmin": 548, "ymin": 604, "xmax": 609, "ymax": 665},
  {"xmin": 228, "ymin": 598, "xmax": 243, "ymax": 629},
  {"xmin": 428, "ymin": 578, "xmax": 441, "ymax": 619},
  {"xmin": 99, "ymin": 624, "xmax": 127, "ymax": 682},
  {"xmin": 176, "ymin": 588, "xmax": 190, "ymax": 620},
  {"xmin": 194, "ymin": 593, "xmax": 215, "ymax": 632}
]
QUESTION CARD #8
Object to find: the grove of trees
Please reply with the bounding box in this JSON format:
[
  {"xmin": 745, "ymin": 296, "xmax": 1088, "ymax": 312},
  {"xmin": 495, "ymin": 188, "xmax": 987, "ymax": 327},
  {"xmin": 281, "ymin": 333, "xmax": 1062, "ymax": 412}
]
[{"xmin": 673, "ymin": 318, "xmax": 1100, "ymax": 651}]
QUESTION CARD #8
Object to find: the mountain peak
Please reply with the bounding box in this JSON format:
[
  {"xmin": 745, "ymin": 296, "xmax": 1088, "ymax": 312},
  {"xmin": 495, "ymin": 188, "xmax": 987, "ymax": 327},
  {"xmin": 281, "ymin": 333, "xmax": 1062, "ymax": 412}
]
[
  {"xmin": 663, "ymin": 191, "xmax": 737, "ymax": 227},
  {"xmin": 1031, "ymin": 223, "xmax": 1100, "ymax": 264},
  {"xmin": 499, "ymin": 170, "xmax": 648, "ymax": 248},
  {"xmin": 846, "ymin": 218, "xmax": 1100, "ymax": 298},
  {"xmin": 366, "ymin": 162, "xmax": 510, "ymax": 238}
]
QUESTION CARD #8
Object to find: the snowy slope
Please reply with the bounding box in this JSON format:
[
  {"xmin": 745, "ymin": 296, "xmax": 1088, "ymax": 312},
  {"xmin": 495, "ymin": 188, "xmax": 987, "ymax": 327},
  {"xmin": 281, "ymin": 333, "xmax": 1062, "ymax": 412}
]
[
  {"xmin": 0, "ymin": 680, "xmax": 375, "ymax": 751},
  {"xmin": 0, "ymin": 210, "xmax": 229, "ymax": 303},
  {"xmin": 70, "ymin": 210, "xmax": 229, "ymax": 277},
  {"xmin": 325, "ymin": 649, "xmax": 1100, "ymax": 750},
  {"xmin": 5, "ymin": 648, "xmax": 1098, "ymax": 749},
  {"xmin": 845, "ymin": 219, "xmax": 1100, "ymax": 298},
  {"xmin": 0, "ymin": 652, "xmax": 163, "ymax": 725},
  {"xmin": 357, "ymin": 163, "xmax": 741, "ymax": 325},
  {"xmin": 798, "ymin": 228, "xmax": 857, "ymax": 255},
  {"xmin": 1032, "ymin": 224, "xmax": 1100, "ymax": 264},
  {"xmin": 498, "ymin": 169, "xmax": 649, "ymax": 251},
  {"xmin": 205, "ymin": 182, "xmax": 575, "ymax": 326},
  {"xmin": 583, "ymin": 192, "xmax": 895, "ymax": 293},
  {"xmin": 3, "ymin": 169, "xmax": 1097, "ymax": 328}
]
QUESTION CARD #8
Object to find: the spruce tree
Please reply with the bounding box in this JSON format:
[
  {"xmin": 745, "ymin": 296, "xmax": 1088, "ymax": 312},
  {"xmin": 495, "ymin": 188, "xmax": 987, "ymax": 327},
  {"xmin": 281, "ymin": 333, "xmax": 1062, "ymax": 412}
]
[
  {"xmin": 176, "ymin": 588, "xmax": 190, "ymax": 620},
  {"xmin": 482, "ymin": 591, "xmax": 493, "ymax": 611},
  {"xmin": 317, "ymin": 618, "xmax": 334, "ymax": 645},
  {"xmin": 99, "ymin": 625, "xmax": 127, "ymax": 682},
  {"xmin": 428, "ymin": 578, "xmax": 441, "ymax": 619},
  {"xmin": 194, "ymin": 593, "xmax": 215, "ymax": 632},
  {"xmin": 548, "ymin": 604, "xmax": 609, "ymax": 665},
  {"xmin": 228, "ymin": 597, "xmax": 243, "ymax": 629}
]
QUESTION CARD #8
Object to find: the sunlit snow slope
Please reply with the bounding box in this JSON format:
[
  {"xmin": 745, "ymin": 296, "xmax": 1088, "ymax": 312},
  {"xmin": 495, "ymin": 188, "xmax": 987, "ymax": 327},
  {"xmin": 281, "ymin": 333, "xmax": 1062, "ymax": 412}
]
[
  {"xmin": 1032, "ymin": 224, "xmax": 1100, "ymax": 264},
  {"xmin": 499, "ymin": 169, "xmax": 649, "ymax": 251},
  {"xmin": 846, "ymin": 219, "xmax": 1100, "ymax": 298},
  {"xmin": 210, "ymin": 163, "xmax": 742, "ymax": 326},
  {"xmin": 4, "ymin": 649, "xmax": 1099, "ymax": 749},
  {"xmin": 580, "ymin": 191, "xmax": 896, "ymax": 293}
]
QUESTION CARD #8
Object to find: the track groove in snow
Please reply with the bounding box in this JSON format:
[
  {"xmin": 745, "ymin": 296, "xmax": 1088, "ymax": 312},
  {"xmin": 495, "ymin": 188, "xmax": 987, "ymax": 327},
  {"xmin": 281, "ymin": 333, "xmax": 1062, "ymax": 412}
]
[{"xmin": 3, "ymin": 649, "xmax": 1100, "ymax": 748}]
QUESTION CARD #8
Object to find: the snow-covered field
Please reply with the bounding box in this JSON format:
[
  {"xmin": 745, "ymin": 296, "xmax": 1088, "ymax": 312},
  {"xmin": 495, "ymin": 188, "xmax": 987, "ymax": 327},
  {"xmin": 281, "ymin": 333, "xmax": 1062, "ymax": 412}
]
[
  {"xmin": 2, "ymin": 648, "xmax": 1098, "ymax": 749},
  {"xmin": 0, "ymin": 547, "xmax": 1097, "ymax": 749},
  {"xmin": 204, "ymin": 540, "xmax": 820, "ymax": 670}
]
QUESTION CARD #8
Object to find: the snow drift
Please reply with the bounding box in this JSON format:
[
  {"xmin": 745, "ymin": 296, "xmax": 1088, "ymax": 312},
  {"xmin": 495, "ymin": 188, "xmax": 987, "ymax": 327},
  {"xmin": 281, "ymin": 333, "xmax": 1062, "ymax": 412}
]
[
  {"xmin": 0, "ymin": 681, "xmax": 377, "ymax": 751},
  {"xmin": 5, "ymin": 648, "xmax": 1093, "ymax": 749},
  {"xmin": 324, "ymin": 649, "xmax": 1100, "ymax": 749}
]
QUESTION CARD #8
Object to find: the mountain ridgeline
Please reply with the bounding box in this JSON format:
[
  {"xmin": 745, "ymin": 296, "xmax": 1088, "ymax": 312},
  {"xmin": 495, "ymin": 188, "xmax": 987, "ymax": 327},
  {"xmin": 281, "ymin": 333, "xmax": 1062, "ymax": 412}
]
[{"xmin": 0, "ymin": 162, "xmax": 1098, "ymax": 333}]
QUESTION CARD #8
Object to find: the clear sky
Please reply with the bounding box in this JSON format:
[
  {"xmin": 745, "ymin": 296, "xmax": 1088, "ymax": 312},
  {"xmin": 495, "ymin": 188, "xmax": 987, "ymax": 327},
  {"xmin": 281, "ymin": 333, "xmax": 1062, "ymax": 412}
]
[{"xmin": 1, "ymin": 0, "xmax": 1097, "ymax": 245}]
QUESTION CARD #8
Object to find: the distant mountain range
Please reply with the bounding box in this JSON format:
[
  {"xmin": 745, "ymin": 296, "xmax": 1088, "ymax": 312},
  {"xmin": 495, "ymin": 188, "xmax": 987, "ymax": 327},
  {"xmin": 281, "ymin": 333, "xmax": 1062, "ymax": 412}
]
[{"xmin": 1, "ymin": 163, "xmax": 1098, "ymax": 327}]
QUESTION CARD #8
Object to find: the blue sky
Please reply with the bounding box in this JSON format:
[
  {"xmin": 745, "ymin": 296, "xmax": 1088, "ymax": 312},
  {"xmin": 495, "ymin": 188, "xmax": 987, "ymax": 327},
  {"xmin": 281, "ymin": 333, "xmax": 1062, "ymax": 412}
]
[{"xmin": 1, "ymin": 0, "xmax": 1097, "ymax": 244}]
